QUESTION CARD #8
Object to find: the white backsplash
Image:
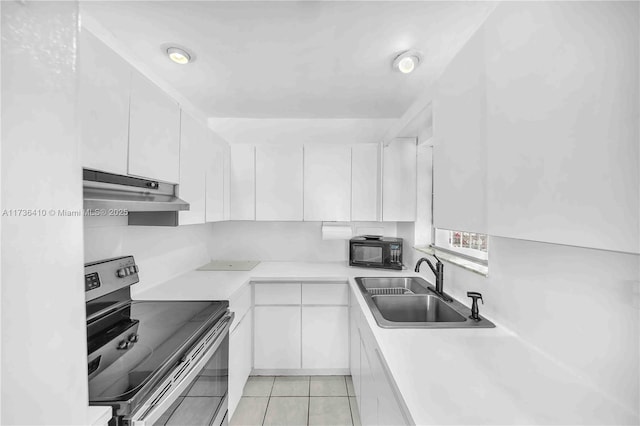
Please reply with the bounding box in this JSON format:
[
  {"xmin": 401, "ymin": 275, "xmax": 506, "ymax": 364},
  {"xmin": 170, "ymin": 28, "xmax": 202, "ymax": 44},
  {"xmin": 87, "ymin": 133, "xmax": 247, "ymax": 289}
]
[
  {"xmin": 208, "ymin": 221, "xmax": 397, "ymax": 262},
  {"xmin": 84, "ymin": 216, "xmax": 212, "ymax": 293},
  {"xmin": 410, "ymin": 235, "xmax": 640, "ymax": 417}
]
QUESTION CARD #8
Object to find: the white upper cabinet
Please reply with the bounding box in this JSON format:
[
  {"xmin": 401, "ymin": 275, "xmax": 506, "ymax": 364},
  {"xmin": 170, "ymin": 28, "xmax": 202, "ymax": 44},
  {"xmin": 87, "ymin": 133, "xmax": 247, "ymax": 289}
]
[
  {"xmin": 484, "ymin": 3, "xmax": 638, "ymax": 253},
  {"xmin": 303, "ymin": 145, "xmax": 351, "ymax": 221},
  {"xmin": 433, "ymin": 26, "xmax": 487, "ymax": 234},
  {"xmin": 229, "ymin": 144, "xmax": 255, "ymax": 220},
  {"xmin": 255, "ymin": 145, "xmax": 304, "ymax": 221},
  {"xmin": 382, "ymin": 139, "xmax": 417, "ymax": 222},
  {"xmin": 178, "ymin": 111, "xmax": 207, "ymax": 225},
  {"xmin": 78, "ymin": 30, "xmax": 130, "ymax": 175},
  {"xmin": 128, "ymin": 71, "xmax": 181, "ymax": 183},
  {"xmin": 351, "ymin": 144, "xmax": 380, "ymax": 221},
  {"xmin": 206, "ymin": 139, "xmax": 226, "ymax": 222}
]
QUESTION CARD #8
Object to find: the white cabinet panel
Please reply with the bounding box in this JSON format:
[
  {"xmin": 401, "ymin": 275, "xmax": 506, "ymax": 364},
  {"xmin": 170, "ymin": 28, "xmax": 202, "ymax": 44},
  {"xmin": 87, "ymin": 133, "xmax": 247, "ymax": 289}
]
[
  {"xmin": 229, "ymin": 309, "xmax": 252, "ymax": 418},
  {"xmin": 484, "ymin": 3, "xmax": 639, "ymax": 253},
  {"xmin": 78, "ymin": 30, "xmax": 130, "ymax": 175},
  {"xmin": 206, "ymin": 141, "xmax": 226, "ymax": 222},
  {"xmin": 433, "ymin": 26, "xmax": 487, "ymax": 234},
  {"xmin": 359, "ymin": 338, "xmax": 378, "ymax": 426},
  {"xmin": 229, "ymin": 284, "xmax": 252, "ymax": 331},
  {"xmin": 128, "ymin": 71, "xmax": 180, "ymax": 183},
  {"xmin": 254, "ymin": 283, "xmax": 301, "ymax": 305},
  {"xmin": 178, "ymin": 111, "xmax": 207, "ymax": 225},
  {"xmin": 303, "ymin": 145, "xmax": 351, "ymax": 221},
  {"xmin": 229, "ymin": 144, "xmax": 255, "ymax": 220},
  {"xmin": 254, "ymin": 306, "xmax": 301, "ymax": 369},
  {"xmin": 382, "ymin": 139, "xmax": 416, "ymax": 222},
  {"xmin": 301, "ymin": 306, "xmax": 349, "ymax": 369},
  {"xmin": 255, "ymin": 145, "xmax": 304, "ymax": 221},
  {"xmin": 301, "ymin": 283, "xmax": 349, "ymax": 305},
  {"xmin": 349, "ymin": 289, "xmax": 361, "ymax": 400},
  {"xmin": 351, "ymin": 144, "xmax": 380, "ymax": 221}
]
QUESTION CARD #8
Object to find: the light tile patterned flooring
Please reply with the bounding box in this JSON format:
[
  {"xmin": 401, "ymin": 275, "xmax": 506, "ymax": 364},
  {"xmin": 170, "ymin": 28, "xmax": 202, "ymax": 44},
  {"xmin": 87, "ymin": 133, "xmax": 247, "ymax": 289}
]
[{"xmin": 231, "ymin": 376, "xmax": 361, "ymax": 426}]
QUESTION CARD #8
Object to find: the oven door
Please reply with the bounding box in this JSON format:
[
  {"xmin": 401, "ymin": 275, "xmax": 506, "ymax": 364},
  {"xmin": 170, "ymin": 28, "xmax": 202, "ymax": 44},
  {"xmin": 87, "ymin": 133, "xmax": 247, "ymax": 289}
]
[{"xmin": 127, "ymin": 312, "xmax": 234, "ymax": 426}]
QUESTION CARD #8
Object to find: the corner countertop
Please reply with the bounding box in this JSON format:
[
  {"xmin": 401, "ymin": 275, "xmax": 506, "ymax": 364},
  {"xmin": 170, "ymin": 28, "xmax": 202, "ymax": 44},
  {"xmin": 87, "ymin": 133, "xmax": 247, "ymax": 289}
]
[{"xmin": 133, "ymin": 261, "xmax": 637, "ymax": 426}]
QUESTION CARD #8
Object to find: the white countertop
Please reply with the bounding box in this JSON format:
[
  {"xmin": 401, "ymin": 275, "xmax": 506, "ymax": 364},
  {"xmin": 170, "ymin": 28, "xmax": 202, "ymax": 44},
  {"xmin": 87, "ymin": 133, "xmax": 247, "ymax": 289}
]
[{"xmin": 134, "ymin": 261, "xmax": 636, "ymax": 425}]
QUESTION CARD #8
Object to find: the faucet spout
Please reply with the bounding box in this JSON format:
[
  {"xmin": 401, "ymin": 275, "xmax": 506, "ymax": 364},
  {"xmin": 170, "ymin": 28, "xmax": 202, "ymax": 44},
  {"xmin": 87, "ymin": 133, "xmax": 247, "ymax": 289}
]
[{"xmin": 414, "ymin": 255, "xmax": 450, "ymax": 301}]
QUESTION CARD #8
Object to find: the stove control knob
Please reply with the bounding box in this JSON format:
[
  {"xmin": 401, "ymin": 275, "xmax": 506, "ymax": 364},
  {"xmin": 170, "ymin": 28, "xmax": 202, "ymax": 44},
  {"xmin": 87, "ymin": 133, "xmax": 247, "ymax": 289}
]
[
  {"xmin": 132, "ymin": 265, "xmax": 139, "ymax": 273},
  {"xmin": 128, "ymin": 334, "xmax": 139, "ymax": 343},
  {"xmin": 117, "ymin": 268, "xmax": 127, "ymax": 278},
  {"xmin": 117, "ymin": 340, "xmax": 130, "ymax": 350}
]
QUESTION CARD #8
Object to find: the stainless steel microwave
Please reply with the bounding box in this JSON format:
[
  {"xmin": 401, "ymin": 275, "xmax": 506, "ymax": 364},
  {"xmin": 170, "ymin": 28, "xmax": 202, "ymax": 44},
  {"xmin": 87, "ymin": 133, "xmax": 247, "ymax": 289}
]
[{"xmin": 349, "ymin": 236, "xmax": 403, "ymax": 270}]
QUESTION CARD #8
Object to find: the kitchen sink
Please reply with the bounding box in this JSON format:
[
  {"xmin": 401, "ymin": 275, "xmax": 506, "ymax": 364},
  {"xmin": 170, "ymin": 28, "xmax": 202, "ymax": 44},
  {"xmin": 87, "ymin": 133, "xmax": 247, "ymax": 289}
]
[
  {"xmin": 372, "ymin": 295, "xmax": 466, "ymax": 323},
  {"xmin": 354, "ymin": 277, "xmax": 495, "ymax": 329}
]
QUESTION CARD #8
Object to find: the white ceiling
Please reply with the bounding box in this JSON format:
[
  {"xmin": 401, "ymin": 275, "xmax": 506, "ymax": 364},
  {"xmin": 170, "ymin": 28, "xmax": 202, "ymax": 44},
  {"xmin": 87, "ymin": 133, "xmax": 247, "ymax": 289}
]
[{"xmin": 81, "ymin": 1, "xmax": 496, "ymax": 120}]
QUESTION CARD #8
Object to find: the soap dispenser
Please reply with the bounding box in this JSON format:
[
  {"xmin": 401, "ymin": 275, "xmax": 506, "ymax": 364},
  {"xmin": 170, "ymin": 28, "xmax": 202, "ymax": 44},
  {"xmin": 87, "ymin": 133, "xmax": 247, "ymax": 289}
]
[{"xmin": 466, "ymin": 292, "xmax": 484, "ymax": 321}]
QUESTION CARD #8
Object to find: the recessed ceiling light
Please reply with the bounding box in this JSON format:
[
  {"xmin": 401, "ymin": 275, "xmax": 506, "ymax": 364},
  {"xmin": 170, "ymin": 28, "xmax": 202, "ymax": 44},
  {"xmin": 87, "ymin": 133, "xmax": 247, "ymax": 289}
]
[
  {"xmin": 393, "ymin": 50, "xmax": 423, "ymax": 74},
  {"xmin": 167, "ymin": 47, "xmax": 192, "ymax": 65}
]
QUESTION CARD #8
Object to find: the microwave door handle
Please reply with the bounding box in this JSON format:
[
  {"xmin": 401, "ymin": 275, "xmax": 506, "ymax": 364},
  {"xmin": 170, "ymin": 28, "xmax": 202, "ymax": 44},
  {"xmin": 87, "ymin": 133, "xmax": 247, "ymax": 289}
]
[{"xmin": 128, "ymin": 313, "xmax": 234, "ymax": 426}]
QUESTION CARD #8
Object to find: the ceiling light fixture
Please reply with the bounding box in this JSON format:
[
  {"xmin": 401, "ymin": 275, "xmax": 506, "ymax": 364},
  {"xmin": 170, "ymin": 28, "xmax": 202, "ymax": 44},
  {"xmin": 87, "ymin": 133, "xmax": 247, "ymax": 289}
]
[
  {"xmin": 393, "ymin": 50, "xmax": 423, "ymax": 74},
  {"xmin": 166, "ymin": 47, "xmax": 192, "ymax": 65}
]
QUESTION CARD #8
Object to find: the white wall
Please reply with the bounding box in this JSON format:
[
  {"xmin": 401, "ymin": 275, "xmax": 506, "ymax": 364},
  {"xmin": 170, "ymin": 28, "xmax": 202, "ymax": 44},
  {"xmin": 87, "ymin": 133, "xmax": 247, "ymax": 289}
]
[
  {"xmin": 1, "ymin": 2, "xmax": 89, "ymax": 424},
  {"xmin": 207, "ymin": 221, "xmax": 397, "ymax": 262},
  {"xmin": 84, "ymin": 217, "xmax": 213, "ymax": 295}
]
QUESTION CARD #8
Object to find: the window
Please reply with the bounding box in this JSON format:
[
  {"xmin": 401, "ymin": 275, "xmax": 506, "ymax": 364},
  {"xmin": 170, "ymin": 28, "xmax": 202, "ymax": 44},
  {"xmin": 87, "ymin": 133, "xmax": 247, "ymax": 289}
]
[{"xmin": 434, "ymin": 229, "xmax": 488, "ymax": 262}]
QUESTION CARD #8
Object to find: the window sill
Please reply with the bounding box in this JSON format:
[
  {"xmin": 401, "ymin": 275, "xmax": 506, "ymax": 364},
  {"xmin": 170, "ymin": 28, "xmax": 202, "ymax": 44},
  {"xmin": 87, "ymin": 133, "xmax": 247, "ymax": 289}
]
[{"xmin": 413, "ymin": 245, "xmax": 489, "ymax": 277}]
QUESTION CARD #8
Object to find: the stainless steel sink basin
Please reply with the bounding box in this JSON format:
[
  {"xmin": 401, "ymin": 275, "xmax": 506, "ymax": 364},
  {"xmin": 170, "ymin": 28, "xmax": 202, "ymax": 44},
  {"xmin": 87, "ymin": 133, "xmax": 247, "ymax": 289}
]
[
  {"xmin": 372, "ymin": 295, "xmax": 466, "ymax": 323},
  {"xmin": 354, "ymin": 276, "xmax": 495, "ymax": 329}
]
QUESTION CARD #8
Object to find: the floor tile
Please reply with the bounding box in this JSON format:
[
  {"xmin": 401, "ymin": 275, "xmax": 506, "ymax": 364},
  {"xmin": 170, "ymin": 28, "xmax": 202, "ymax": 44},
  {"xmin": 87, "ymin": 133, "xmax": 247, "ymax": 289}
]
[
  {"xmin": 272, "ymin": 376, "xmax": 310, "ymax": 396},
  {"xmin": 310, "ymin": 376, "xmax": 348, "ymax": 396},
  {"xmin": 346, "ymin": 376, "xmax": 355, "ymax": 397},
  {"xmin": 349, "ymin": 397, "xmax": 361, "ymax": 426},
  {"xmin": 230, "ymin": 397, "xmax": 269, "ymax": 426},
  {"xmin": 309, "ymin": 397, "xmax": 353, "ymax": 426},
  {"xmin": 166, "ymin": 396, "xmax": 222, "ymax": 426},
  {"xmin": 263, "ymin": 397, "xmax": 309, "ymax": 426},
  {"xmin": 243, "ymin": 376, "xmax": 275, "ymax": 396}
]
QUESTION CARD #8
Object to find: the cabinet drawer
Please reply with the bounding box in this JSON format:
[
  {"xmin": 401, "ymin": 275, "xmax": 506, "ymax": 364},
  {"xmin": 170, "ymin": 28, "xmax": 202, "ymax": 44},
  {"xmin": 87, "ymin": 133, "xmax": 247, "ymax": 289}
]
[
  {"xmin": 254, "ymin": 283, "xmax": 301, "ymax": 305},
  {"xmin": 302, "ymin": 283, "xmax": 348, "ymax": 305}
]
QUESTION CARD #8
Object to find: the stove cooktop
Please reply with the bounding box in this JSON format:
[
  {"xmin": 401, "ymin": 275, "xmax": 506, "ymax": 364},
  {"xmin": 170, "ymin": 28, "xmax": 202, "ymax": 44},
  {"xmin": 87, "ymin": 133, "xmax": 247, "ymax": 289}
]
[{"xmin": 87, "ymin": 299, "xmax": 228, "ymax": 404}]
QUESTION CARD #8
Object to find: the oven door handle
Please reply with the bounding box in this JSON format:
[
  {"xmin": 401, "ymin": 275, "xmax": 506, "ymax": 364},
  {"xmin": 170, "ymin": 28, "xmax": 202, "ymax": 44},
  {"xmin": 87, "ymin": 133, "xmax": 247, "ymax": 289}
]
[{"xmin": 127, "ymin": 311, "xmax": 234, "ymax": 426}]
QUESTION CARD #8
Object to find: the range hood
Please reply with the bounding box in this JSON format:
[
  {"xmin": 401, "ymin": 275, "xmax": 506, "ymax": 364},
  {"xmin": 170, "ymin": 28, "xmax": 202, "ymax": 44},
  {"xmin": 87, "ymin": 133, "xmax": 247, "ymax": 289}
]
[{"xmin": 83, "ymin": 169, "xmax": 189, "ymax": 226}]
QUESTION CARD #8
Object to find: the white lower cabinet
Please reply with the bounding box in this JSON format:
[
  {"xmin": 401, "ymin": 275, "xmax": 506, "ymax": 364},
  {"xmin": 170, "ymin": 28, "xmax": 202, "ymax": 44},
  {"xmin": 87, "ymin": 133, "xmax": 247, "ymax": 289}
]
[
  {"xmin": 254, "ymin": 306, "xmax": 301, "ymax": 369},
  {"xmin": 253, "ymin": 282, "xmax": 349, "ymax": 372},
  {"xmin": 301, "ymin": 306, "xmax": 349, "ymax": 369},
  {"xmin": 229, "ymin": 309, "xmax": 252, "ymax": 418},
  {"xmin": 350, "ymin": 288, "xmax": 409, "ymax": 426}
]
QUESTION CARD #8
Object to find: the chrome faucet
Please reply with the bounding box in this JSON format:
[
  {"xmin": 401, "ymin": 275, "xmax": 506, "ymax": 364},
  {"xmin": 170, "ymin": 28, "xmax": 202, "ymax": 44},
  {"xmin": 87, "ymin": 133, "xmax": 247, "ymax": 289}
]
[{"xmin": 415, "ymin": 255, "xmax": 452, "ymax": 302}]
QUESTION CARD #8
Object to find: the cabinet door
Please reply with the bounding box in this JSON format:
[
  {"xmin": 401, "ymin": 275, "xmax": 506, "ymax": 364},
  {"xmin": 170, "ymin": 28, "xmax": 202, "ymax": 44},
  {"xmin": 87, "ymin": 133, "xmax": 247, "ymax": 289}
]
[
  {"xmin": 372, "ymin": 348, "xmax": 407, "ymax": 426},
  {"xmin": 433, "ymin": 26, "xmax": 487, "ymax": 234},
  {"xmin": 351, "ymin": 144, "xmax": 380, "ymax": 221},
  {"xmin": 229, "ymin": 144, "xmax": 255, "ymax": 220},
  {"xmin": 178, "ymin": 111, "xmax": 206, "ymax": 225},
  {"xmin": 78, "ymin": 30, "xmax": 130, "ymax": 175},
  {"xmin": 128, "ymin": 71, "xmax": 180, "ymax": 183},
  {"xmin": 382, "ymin": 139, "xmax": 416, "ymax": 221},
  {"xmin": 229, "ymin": 309, "xmax": 253, "ymax": 418},
  {"xmin": 254, "ymin": 306, "xmax": 301, "ymax": 369},
  {"xmin": 255, "ymin": 145, "xmax": 303, "ymax": 221},
  {"xmin": 359, "ymin": 338, "xmax": 378, "ymax": 426},
  {"xmin": 301, "ymin": 306, "xmax": 349, "ymax": 369},
  {"xmin": 206, "ymin": 140, "xmax": 226, "ymax": 222},
  {"xmin": 303, "ymin": 145, "xmax": 351, "ymax": 221},
  {"xmin": 349, "ymin": 291, "xmax": 361, "ymax": 400}
]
